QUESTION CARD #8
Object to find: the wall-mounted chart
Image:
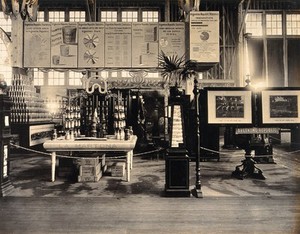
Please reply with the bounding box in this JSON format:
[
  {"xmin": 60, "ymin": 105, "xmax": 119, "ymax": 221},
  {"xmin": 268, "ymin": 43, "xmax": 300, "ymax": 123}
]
[
  {"xmin": 24, "ymin": 22, "xmax": 51, "ymax": 67},
  {"xmin": 51, "ymin": 23, "xmax": 78, "ymax": 68},
  {"xmin": 78, "ymin": 23, "xmax": 105, "ymax": 68},
  {"xmin": 131, "ymin": 23, "xmax": 159, "ymax": 67}
]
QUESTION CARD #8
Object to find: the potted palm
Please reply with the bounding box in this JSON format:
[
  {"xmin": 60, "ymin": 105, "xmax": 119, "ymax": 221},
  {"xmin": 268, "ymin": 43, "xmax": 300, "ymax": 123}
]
[{"xmin": 158, "ymin": 51, "xmax": 197, "ymax": 97}]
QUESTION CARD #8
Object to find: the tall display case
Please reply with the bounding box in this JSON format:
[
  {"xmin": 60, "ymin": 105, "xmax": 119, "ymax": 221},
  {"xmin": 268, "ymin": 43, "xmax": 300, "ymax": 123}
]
[
  {"xmin": 9, "ymin": 75, "xmax": 54, "ymax": 147},
  {"xmin": 165, "ymin": 96, "xmax": 190, "ymax": 197},
  {"xmin": 0, "ymin": 95, "xmax": 14, "ymax": 196}
]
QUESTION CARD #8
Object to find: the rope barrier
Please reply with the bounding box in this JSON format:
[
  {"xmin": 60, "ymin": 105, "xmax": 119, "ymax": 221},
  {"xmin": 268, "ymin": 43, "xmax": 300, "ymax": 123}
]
[
  {"xmin": 10, "ymin": 143, "xmax": 164, "ymax": 160},
  {"xmin": 10, "ymin": 142, "xmax": 300, "ymax": 161}
]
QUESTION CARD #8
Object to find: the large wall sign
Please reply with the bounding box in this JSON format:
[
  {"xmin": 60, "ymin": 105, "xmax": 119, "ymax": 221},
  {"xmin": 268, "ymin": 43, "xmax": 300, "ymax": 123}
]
[
  {"xmin": 158, "ymin": 22, "xmax": 186, "ymax": 59},
  {"xmin": 51, "ymin": 23, "xmax": 78, "ymax": 68},
  {"xmin": 24, "ymin": 22, "xmax": 51, "ymax": 67},
  {"xmin": 131, "ymin": 23, "xmax": 159, "ymax": 67},
  {"xmin": 23, "ymin": 22, "xmax": 187, "ymax": 69},
  {"xmin": 78, "ymin": 22, "xmax": 105, "ymax": 68},
  {"xmin": 189, "ymin": 11, "xmax": 219, "ymax": 63},
  {"xmin": 105, "ymin": 23, "xmax": 132, "ymax": 67}
]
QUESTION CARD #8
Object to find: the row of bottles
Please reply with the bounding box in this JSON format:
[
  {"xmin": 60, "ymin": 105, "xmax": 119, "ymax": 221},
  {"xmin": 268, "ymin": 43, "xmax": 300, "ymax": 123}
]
[{"xmin": 9, "ymin": 75, "xmax": 52, "ymax": 123}]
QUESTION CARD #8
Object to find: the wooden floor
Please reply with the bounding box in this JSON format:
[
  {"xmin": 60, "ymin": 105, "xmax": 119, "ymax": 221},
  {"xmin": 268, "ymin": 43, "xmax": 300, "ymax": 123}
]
[
  {"xmin": 0, "ymin": 143, "xmax": 300, "ymax": 233},
  {"xmin": 0, "ymin": 196, "xmax": 299, "ymax": 234}
]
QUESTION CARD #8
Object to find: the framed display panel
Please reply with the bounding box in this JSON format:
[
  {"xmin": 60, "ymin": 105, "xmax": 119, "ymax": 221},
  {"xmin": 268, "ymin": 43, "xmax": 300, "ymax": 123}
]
[
  {"xmin": 170, "ymin": 104, "xmax": 185, "ymax": 148},
  {"xmin": 261, "ymin": 89, "xmax": 300, "ymax": 124},
  {"xmin": 207, "ymin": 90, "xmax": 253, "ymax": 124}
]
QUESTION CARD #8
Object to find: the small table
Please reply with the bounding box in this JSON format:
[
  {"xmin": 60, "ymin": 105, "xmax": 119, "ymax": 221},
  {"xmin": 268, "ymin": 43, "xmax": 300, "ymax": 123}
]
[{"xmin": 43, "ymin": 136, "xmax": 137, "ymax": 182}]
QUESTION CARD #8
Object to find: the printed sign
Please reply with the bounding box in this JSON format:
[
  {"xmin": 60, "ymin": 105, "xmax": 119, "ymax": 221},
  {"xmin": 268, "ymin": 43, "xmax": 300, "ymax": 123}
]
[
  {"xmin": 24, "ymin": 22, "xmax": 51, "ymax": 67},
  {"xmin": 78, "ymin": 23, "xmax": 105, "ymax": 68},
  {"xmin": 189, "ymin": 11, "xmax": 219, "ymax": 63},
  {"xmin": 51, "ymin": 23, "xmax": 78, "ymax": 68},
  {"xmin": 132, "ymin": 23, "xmax": 159, "ymax": 67}
]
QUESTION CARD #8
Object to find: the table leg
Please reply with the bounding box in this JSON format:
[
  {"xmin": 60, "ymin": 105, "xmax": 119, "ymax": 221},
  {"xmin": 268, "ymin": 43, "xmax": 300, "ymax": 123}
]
[
  {"xmin": 126, "ymin": 151, "xmax": 130, "ymax": 182},
  {"xmin": 130, "ymin": 150, "xmax": 133, "ymax": 170},
  {"xmin": 51, "ymin": 152, "xmax": 56, "ymax": 182}
]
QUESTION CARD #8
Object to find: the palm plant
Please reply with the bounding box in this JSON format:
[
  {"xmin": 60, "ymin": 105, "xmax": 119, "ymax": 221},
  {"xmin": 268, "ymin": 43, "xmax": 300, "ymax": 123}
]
[{"xmin": 158, "ymin": 50, "xmax": 197, "ymax": 88}]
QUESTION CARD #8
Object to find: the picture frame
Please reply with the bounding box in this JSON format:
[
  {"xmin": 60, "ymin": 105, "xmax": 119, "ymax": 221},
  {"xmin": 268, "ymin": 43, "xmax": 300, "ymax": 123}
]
[
  {"xmin": 207, "ymin": 90, "xmax": 253, "ymax": 124},
  {"xmin": 261, "ymin": 89, "xmax": 300, "ymax": 124}
]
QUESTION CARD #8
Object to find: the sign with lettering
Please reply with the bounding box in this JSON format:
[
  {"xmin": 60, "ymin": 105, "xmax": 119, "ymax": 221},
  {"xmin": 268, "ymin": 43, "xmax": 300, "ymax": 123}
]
[
  {"xmin": 51, "ymin": 23, "xmax": 78, "ymax": 68},
  {"xmin": 131, "ymin": 23, "xmax": 159, "ymax": 67},
  {"xmin": 105, "ymin": 23, "xmax": 132, "ymax": 67},
  {"xmin": 158, "ymin": 23, "xmax": 186, "ymax": 59},
  {"xmin": 78, "ymin": 22, "xmax": 105, "ymax": 68},
  {"xmin": 189, "ymin": 11, "xmax": 219, "ymax": 63},
  {"xmin": 24, "ymin": 22, "xmax": 51, "ymax": 67}
]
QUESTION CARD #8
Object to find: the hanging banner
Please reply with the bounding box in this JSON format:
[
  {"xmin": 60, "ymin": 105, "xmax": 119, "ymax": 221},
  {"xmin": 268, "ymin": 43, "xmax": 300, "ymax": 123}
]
[
  {"xmin": 189, "ymin": 11, "xmax": 219, "ymax": 63},
  {"xmin": 51, "ymin": 23, "xmax": 78, "ymax": 68},
  {"xmin": 131, "ymin": 23, "xmax": 159, "ymax": 67},
  {"xmin": 24, "ymin": 22, "xmax": 51, "ymax": 67},
  {"xmin": 78, "ymin": 22, "xmax": 105, "ymax": 68},
  {"xmin": 158, "ymin": 22, "xmax": 185, "ymax": 59},
  {"xmin": 104, "ymin": 23, "xmax": 132, "ymax": 67}
]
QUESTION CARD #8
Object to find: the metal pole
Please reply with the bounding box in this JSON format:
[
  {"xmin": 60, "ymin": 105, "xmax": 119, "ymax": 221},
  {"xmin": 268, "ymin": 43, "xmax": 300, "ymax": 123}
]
[{"xmin": 192, "ymin": 77, "xmax": 203, "ymax": 198}]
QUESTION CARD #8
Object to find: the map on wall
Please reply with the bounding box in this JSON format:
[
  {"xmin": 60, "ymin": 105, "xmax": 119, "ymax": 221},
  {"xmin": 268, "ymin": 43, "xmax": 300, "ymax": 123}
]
[
  {"xmin": 104, "ymin": 23, "xmax": 132, "ymax": 67},
  {"xmin": 51, "ymin": 23, "xmax": 78, "ymax": 68},
  {"xmin": 131, "ymin": 23, "xmax": 159, "ymax": 67},
  {"xmin": 158, "ymin": 23, "xmax": 186, "ymax": 59},
  {"xmin": 189, "ymin": 11, "xmax": 219, "ymax": 63},
  {"xmin": 78, "ymin": 22, "xmax": 105, "ymax": 68},
  {"xmin": 24, "ymin": 22, "xmax": 51, "ymax": 67}
]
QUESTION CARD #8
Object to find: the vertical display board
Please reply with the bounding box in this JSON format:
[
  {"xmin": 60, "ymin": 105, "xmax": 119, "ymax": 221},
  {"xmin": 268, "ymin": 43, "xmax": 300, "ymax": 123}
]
[
  {"xmin": 171, "ymin": 105, "xmax": 184, "ymax": 148},
  {"xmin": 131, "ymin": 23, "xmax": 159, "ymax": 67},
  {"xmin": 78, "ymin": 22, "xmax": 105, "ymax": 68},
  {"xmin": 51, "ymin": 23, "xmax": 78, "ymax": 68},
  {"xmin": 24, "ymin": 22, "xmax": 51, "ymax": 67},
  {"xmin": 104, "ymin": 23, "xmax": 132, "ymax": 67},
  {"xmin": 158, "ymin": 23, "xmax": 186, "ymax": 59},
  {"xmin": 189, "ymin": 11, "xmax": 219, "ymax": 63}
]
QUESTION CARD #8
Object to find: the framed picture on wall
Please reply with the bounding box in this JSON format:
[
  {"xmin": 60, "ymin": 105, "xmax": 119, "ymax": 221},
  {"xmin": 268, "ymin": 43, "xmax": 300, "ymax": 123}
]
[
  {"xmin": 261, "ymin": 89, "xmax": 300, "ymax": 124},
  {"xmin": 207, "ymin": 90, "xmax": 253, "ymax": 124}
]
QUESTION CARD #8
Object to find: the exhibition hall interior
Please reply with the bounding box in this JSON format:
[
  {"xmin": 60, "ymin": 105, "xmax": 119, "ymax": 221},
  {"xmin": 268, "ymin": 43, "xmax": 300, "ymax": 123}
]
[{"xmin": 0, "ymin": 0, "xmax": 299, "ymax": 233}]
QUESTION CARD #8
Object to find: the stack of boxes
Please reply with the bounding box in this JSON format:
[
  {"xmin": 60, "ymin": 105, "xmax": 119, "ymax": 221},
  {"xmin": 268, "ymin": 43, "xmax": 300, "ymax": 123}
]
[
  {"xmin": 77, "ymin": 155, "xmax": 106, "ymax": 182},
  {"xmin": 110, "ymin": 162, "xmax": 125, "ymax": 177}
]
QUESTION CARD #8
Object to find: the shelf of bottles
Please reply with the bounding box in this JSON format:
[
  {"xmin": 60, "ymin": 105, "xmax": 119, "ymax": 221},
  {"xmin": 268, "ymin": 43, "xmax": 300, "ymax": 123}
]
[
  {"xmin": 8, "ymin": 76, "xmax": 51, "ymax": 124},
  {"xmin": 112, "ymin": 91, "xmax": 128, "ymax": 140},
  {"xmin": 81, "ymin": 93, "xmax": 109, "ymax": 138},
  {"xmin": 63, "ymin": 104, "xmax": 81, "ymax": 138}
]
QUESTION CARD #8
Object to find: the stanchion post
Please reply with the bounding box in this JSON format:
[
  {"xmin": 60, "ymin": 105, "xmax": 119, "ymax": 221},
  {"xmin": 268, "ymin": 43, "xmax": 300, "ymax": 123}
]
[{"xmin": 192, "ymin": 78, "xmax": 203, "ymax": 198}]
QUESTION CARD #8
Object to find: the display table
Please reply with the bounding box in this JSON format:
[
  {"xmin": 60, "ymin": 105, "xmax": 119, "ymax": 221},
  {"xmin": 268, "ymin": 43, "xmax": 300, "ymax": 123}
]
[{"xmin": 43, "ymin": 136, "xmax": 137, "ymax": 182}]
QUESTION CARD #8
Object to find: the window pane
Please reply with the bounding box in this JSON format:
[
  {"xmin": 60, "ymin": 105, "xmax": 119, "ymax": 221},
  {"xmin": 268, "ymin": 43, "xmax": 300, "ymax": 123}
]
[
  {"xmin": 101, "ymin": 11, "xmax": 118, "ymax": 22},
  {"xmin": 122, "ymin": 11, "xmax": 138, "ymax": 22},
  {"xmin": 286, "ymin": 13, "xmax": 300, "ymax": 35},
  {"xmin": 48, "ymin": 71, "xmax": 65, "ymax": 86},
  {"xmin": 266, "ymin": 13, "xmax": 282, "ymax": 36},
  {"xmin": 245, "ymin": 13, "xmax": 263, "ymax": 36},
  {"xmin": 142, "ymin": 11, "xmax": 159, "ymax": 22},
  {"xmin": 33, "ymin": 68, "xmax": 44, "ymax": 86},
  {"xmin": 69, "ymin": 11, "xmax": 86, "ymax": 22},
  {"xmin": 69, "ymin": 71, "xmax": 82, "ymax": 86},
  {"xmin": 49, "ymin": 11, "xmax": 65, "ymax": 22}
]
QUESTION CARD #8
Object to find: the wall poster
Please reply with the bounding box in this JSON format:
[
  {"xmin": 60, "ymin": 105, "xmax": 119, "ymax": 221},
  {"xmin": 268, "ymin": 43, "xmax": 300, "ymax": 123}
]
[
  {"xmin": 24, "ymin": 22, "xmax": 51, "ymax": 67},
  {"xmin": 158, "ymin": 22, "xmax": 185, "ymax": 59},
  {"xmin": 78, "ymin": 22, "xmax": 105, "ymax": 68},
  {"xmin": 207, "ymin": 90, "xmax": 252, "ymax": 124},
  {"xmin": 51, "ymin": 23, "xmax": 78, "ymax": 68},
  {"xmin": 131, "ymin": 23, "xmax": 159, "ymax": 67},
  {"xmin": 105, "ymin": 23, "xmax": 132, "ymax": 67},
  {"xmin": 189, "ymin": 11, "xmax": 219, "ymax": 63},
  {"xmin": 261, "ymin": 90, "xmax": 300, "ymax": 124}
]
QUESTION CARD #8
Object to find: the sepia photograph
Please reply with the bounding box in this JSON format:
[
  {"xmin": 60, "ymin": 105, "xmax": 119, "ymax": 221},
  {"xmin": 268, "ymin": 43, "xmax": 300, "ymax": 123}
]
[{"xmin": 0, "ymin": 1, "xmax": 300, "ymax": 234}]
